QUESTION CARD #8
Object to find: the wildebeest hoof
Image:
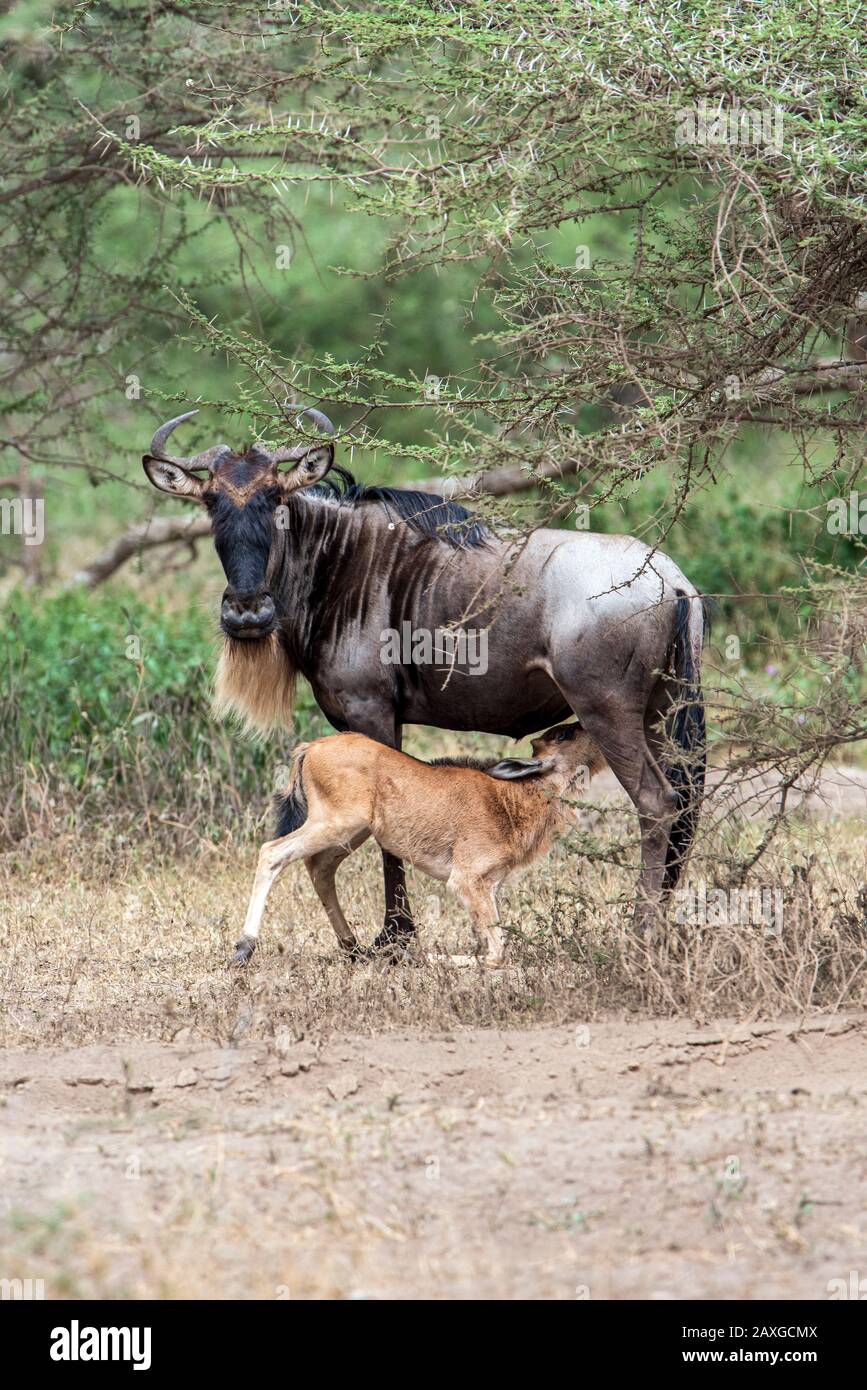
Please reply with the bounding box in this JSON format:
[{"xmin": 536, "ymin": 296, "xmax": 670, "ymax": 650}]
[
  {"xmin": 371, "ymin": 939, "xmax": 419, "ymax": 966},
  {"xmin": 371, "ymin": 922, "xmax": 415, "ymax": 951},
  {"xmin": 338, "ymin": 940, "xmax": 370, "ymax": 963},
  {"xmin": 369, "ymin": 931, "xmax": 415, "ymax": 964},
  {"xmin": 230, "ymin": 935, "xmax": 256, "ymax": 966}
]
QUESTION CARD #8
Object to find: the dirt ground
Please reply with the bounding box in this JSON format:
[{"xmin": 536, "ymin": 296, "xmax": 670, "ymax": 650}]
[{"xmin": 2, "ymin": 1013, "xmax": 865, "ymax": 1300}]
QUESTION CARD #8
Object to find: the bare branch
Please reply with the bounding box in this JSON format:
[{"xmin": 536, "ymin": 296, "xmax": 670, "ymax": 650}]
[{"xmin": 72, "ymin": 513, "xmax": 209, "ymax": 588}]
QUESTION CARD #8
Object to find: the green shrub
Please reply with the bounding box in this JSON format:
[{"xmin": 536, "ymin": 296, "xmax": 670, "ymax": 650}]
[{"xmin": 0, "ymin": 587, "xmax": 325, "ymax": 846}]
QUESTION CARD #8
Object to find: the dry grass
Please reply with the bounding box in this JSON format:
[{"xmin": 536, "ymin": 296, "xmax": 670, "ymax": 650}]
[{"xmin": 3, "ymin": 806, "xmax": 866, "ymax": 1048}]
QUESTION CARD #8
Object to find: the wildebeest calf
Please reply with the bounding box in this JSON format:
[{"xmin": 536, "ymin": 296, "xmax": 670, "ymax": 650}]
[{"xmin": 232, "ymin": 721, "xmax": 606, "ymax": 968}]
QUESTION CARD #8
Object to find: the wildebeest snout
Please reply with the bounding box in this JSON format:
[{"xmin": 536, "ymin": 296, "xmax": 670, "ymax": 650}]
[{"xmin": 220, "ymin": 589, "xmax": 276, "ymax": 638}]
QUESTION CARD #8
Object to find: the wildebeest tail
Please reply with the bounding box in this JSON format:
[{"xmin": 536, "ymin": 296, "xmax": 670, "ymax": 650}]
[
  {"xmin": 273, "ymin": 742, "xmax": 309, "ymax": 838},
  {"xmin": 662, "ymin": 591, "xmax": 706, "ymax": 891}
]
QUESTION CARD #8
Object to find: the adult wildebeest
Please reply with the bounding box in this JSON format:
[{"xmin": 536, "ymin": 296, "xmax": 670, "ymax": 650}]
[{"xmin": 143, "ymin": 408, "xmax": 705, "ymax": 959}]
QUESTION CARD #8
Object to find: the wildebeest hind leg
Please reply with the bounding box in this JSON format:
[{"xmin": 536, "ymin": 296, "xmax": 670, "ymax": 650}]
[{"xmin": 557, "ymin": 691, "xmax": 677, "ymax": 934}]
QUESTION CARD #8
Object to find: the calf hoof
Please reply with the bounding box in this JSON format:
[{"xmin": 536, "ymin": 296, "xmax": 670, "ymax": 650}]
[{"xmin": 229, "ymin": 935, "xmax": 256, "ymax": 966}]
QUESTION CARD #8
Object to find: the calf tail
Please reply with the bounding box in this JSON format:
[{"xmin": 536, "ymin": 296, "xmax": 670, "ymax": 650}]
[
  {"xmin": 662, "ymin": 592, "xmax": 706, "ymax": 892},
  {"xmin": 273, "ymin": 742, "xmax": 309, "ymax": 838}
]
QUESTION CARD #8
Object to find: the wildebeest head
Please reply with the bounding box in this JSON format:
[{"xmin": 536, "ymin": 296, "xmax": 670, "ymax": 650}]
[{"xmin": 142, "ymin": 408, "xmax": 335, "ymax": 641}]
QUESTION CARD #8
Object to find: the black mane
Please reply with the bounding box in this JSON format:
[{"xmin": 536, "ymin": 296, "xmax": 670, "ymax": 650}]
[
  {"xmin": 311, "ymin": 465, "xmax": 487, "ymax": 548},
  {"xmin": 427, "ymin": 755, "xmax": 500, "ymax": 773}
]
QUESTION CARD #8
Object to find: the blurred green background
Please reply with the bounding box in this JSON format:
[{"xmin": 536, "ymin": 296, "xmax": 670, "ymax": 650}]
[{"xmin": 1, "ymin": 2, "xmax": 864, "ymax": 846}]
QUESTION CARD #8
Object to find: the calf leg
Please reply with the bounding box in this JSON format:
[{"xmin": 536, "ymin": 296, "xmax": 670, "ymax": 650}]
[
  {"xmin": 231, "ymin": 822, "xmax": 356, "ymax": 964},
  {"xmin": 305, "ymin": 837, "xmax": 370, "ymax": 958},
  {"xmin": 448, "ymin": 872, "xmax": 507, "ymax": 968}
]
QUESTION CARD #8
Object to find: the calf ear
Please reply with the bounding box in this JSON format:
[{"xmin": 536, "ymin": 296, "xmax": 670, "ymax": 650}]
[
  {"xmin": 487, "ymin": 756, "xmax": 554, "ymax": 781},
  {"xmin": 142, "ymin": 456, "xmax": 206, "ymax": 500}
]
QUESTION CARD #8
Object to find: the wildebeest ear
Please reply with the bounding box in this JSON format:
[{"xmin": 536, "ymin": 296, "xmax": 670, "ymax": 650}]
[
  {"xmin": 487, "ymin": 756, "xmax": 554, "ymax": 781},
  {"xmin": 279, "ymin": 442, "xmax": 334, "ymax": 493},
  {"xmin": 142, "ymin": 456, "xmax": 206, "ymax": 500}
]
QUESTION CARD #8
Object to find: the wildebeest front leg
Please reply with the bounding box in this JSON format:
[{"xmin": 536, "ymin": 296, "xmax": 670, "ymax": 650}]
[{"xmin": 371, "ymin": 849, "xmax": 416, "ymax": 955}]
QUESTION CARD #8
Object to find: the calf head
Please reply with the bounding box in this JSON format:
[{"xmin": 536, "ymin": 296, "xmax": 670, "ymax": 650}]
[{"xmin": 488, "ymin": 721, "xmax": 606, "ymax": 785}]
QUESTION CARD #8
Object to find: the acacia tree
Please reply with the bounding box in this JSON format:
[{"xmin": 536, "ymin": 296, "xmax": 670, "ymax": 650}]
[{"xmin": 2, "ymin": 0, "xmax": 866, "ymax": 863}]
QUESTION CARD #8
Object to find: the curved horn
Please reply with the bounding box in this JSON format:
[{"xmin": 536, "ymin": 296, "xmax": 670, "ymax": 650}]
[
  {"xmin": 297, "ymin": 406, "xmax": 334, "ymax": 436},
  {"xmin": 267, "ymin": 405, "xmax": 336, "ymax": 465},
  {"xmin": 147, "ymin": 411, "xmax": 233, "ymax": 472}
]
